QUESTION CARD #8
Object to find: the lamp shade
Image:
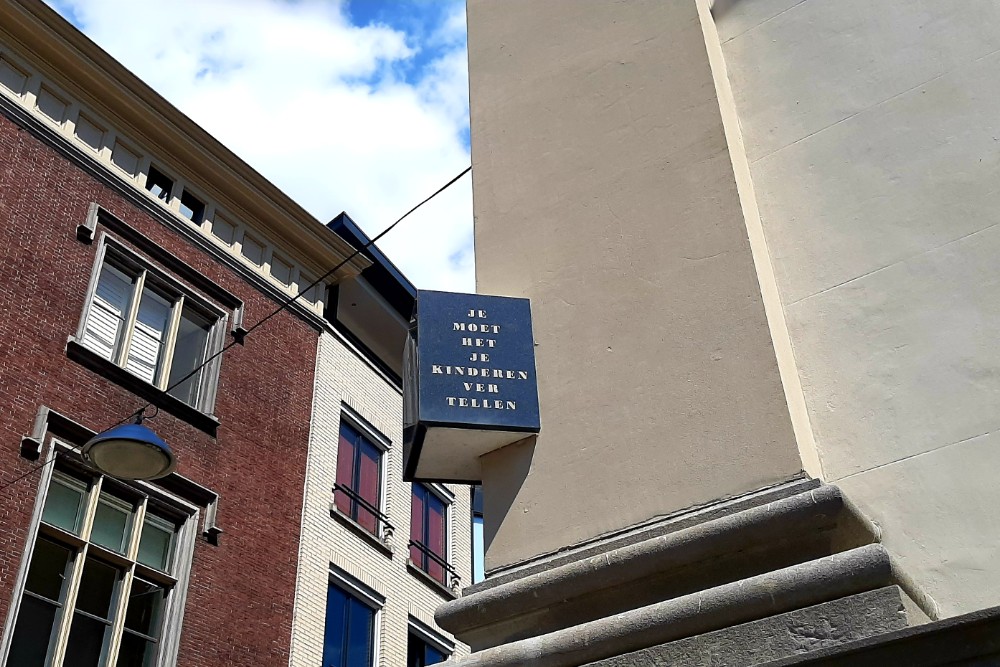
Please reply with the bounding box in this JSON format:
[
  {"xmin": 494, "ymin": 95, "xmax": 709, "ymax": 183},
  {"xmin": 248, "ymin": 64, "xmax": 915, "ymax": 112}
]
[{"xmin": 81, "ymin": 423, "xmax": 176, "ymax": 480}]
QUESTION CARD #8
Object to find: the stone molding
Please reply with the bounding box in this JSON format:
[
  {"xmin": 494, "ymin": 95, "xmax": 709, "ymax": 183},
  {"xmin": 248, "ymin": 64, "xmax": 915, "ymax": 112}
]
[
  {"xmin": 448, "ymin": 545, "xmax": 893, "ymax": 667},
  {"xmin": 439, "ymin": 484, "xmax": 873, "ymax": 647}
]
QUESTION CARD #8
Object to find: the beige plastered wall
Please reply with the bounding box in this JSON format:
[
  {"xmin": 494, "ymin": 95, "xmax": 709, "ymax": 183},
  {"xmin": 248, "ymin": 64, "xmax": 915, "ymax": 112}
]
[
  {"xmin": 289, "ymin": 332, "xmax": 471, "ymax": 666},
  {"xmin": 468, "ymin": 0, "xmax": 803, "ymax": 572},
  {"xmin": 707, "ymin": 0, "xmax": 1000, "ymax": 617}
]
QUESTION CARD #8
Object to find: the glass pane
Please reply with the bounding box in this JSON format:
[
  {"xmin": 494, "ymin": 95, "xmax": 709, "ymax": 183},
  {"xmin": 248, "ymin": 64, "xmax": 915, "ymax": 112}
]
[
  {"xmin": 125, "ymin": 287, "xmax": 171, "ymax": 384},
  {"xmin": 90, "ymin": 495, "xmax": 132, "ymax": 553},
  {"xmin": 8, "ymin": 594, "xmax": 59, "ymax": 667},
  {"xmin": 425, "ymin": 645, "xmax": 446, "ymax": 664},
  {"xmin": 472, "ymin": 517, "xmax": 485, "ymax": 584},
  {"xmin": 166, "ymin": 304, "xmax": 212, "ymax": 406},
  {"xmin": 356, "ymin": 443, "xmax": 380, "ymax": 534},
  {"xmin": 179, "ymin": 190, "xmax": 205, "ymax": 224},
  {"xmin": 66, "ymin": 612, "xmax": 109, "ymax": 667},
  {"xmin": 335, "ymin": 425, "xmax": 357, "ymax": 519},
  {"xmin": 407, "ymin": 634, "xmax": 421, "ymax": 667},
  {"xmin": 145, "ymin": 165, "xmax": 174, "ymax": 201},
  {"xmin": 410, "ymin": 486, "xmax": 424, "ymax": 565},
  {"xmin": 125, "ymin": 579, "xmax": 165, "ymax": 638},
  {"xmin": 118, "ymin": 631, "xmax": 158, "ymax": 667},
  {"xmin": 41, "ymin": 479, "xmax": 85, "ymax": 534},
  {"xmin": 75, "ymin": 558, "xmax": 118, "ymax": 620},
  {"xmin": 24, "ymin": 538, "xmax": 72, "ymax": 601},
  {"xmin": 427, "ymin": 494, "xmax": 446, "ymax": 555},
  {"xmin": 137, "ymin": 519, "xmax": 174, "ymax": 572},
  {"xmin": 346, "ymin": 597, "xmax": 374, "ymax": 667},
  {"xmin": 322, "ymin": 585, "xmax": 348, "ymax": 667}
]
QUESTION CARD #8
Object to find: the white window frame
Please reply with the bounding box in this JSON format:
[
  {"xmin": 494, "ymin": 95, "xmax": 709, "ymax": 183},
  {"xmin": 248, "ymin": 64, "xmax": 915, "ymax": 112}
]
[
  {"xmin": 407, "ymin": 616, "xmax": 455, "ymax": 663},
  {"xmin": 0, "ymin": 439, "xmax": 200, "ymax": 667},
  {"xmin": 75, "ymin": 235, "xmax": 227, "ymax": 413}
]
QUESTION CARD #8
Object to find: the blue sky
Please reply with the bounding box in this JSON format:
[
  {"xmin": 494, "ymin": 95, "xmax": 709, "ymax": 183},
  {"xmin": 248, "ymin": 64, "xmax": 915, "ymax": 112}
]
[{"xmin": 45, "ymin": 0, "xmax": 474, "ymax": 291}]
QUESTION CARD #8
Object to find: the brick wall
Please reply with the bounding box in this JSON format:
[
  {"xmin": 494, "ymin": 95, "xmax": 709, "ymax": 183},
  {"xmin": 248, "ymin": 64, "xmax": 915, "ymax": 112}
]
[
  {"xmin": 0, "ymin": 110, "xmax": 317, "ymax": 666},
  {"xmin": 290, "ymin": 332, "xmax": 472, "ymax": 667}
]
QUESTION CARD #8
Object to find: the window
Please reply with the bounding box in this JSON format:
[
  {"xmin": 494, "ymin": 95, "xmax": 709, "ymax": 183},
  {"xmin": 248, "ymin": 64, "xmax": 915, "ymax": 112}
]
[
  {"xmin": 410, "ymin": 484, "xmax": 451, "ymax": 587},
  {"xmin": 178, "ymin": 190, "xmax": 205, "ymax": 225},
  {"xmin": 323, "ymin": 582, "xmax": 376, "ymax": 667},
  {"xmin": 144, "ymin": 165, "xmax": 174, "ymax": 202},
  {"xmin": 471, "ymin": 485, "xmax": 485, "ymax": 584},
  {"xmin": 334, "ymin": 421, "xmax": 384, "ymax": 536},
  {"xmin": 6, "ymin": 469, "xmax": 191, "ymax": 667},
  {"xmin": 407, "ymin": 633, "xmax": 447, "ymax": 667},
  {"xmin": 79, "ymin": 246, "xmax": 221, "ymax": 409}
]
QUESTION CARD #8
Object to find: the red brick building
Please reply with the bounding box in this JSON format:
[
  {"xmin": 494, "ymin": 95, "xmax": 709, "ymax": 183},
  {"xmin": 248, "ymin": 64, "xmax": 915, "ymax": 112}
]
[{"xmin": 0, "ymin": 2, "xmax": 369, "ymax": 665}]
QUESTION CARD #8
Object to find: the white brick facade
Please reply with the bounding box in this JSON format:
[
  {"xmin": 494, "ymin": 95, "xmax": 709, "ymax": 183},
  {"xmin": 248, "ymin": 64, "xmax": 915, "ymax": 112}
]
[{"xmin": 290, "ymin": 331, "xmax": 472, "ymax": 666}]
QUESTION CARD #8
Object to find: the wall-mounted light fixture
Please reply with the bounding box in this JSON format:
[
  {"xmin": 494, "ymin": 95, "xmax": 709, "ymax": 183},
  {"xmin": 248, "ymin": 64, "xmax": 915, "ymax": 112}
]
[{"xmin": 82, "ymin": 409, "xmax": 176, "ymax": 480}]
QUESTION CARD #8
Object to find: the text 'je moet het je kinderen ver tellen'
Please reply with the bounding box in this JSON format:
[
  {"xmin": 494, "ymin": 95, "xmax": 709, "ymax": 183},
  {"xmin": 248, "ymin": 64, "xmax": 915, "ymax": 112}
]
[{"xmin": 433, "ymin": 308, "xmax": 530, "ymax": 410}]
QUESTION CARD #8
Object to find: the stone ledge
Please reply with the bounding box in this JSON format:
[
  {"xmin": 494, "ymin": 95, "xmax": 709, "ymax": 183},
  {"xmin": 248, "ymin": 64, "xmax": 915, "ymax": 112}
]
[
  {"xmin": 448, "ymin": 545, "xmax": 892, "ymax": 667},
  {"xmin": 757, "ymin": 602, "xmax": 1000, "ymax": 667},
  {"xmin": 475, "ymin": 475, "xmax": 820, "ymax": 590},
  {"xmin": 439, "ymin": 485, "xmax": 872, "ymax": 646},
  {"xmin": 582, "ymin": 586, "xmax": 909, "ymax": 666}
]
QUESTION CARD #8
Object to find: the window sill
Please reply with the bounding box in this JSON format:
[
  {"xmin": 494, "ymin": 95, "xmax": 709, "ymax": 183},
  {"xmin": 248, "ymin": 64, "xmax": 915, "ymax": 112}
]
[
  {"xmin": 66, "ymin": 338, "xmax": 220, "ymax": 436},
  {"xmin": 329, "ymin": 505, "xmax": 393, "ymax": 559},
  {"xmin": 407, "ymin": 560, "xmax": 458, "ymax": 600}
]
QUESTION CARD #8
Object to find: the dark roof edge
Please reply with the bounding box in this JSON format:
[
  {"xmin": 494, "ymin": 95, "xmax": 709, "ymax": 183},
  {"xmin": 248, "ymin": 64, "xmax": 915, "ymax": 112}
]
[{"xmin": 327, "ymin": 212, "xmax": 417, "ymax": 320}]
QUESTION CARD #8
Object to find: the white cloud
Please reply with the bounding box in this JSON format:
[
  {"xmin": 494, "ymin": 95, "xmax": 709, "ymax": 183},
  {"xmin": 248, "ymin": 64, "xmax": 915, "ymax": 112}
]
[{"xmin": 47, "ymin": 0, "xmax": 474, "ymax": 291}]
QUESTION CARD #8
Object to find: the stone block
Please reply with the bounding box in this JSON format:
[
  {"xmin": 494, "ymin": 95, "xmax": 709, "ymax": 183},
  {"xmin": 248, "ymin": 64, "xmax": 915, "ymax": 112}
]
[{"xmin": 584, "ymin": 586, "xmax": 909, "ymax": 667}]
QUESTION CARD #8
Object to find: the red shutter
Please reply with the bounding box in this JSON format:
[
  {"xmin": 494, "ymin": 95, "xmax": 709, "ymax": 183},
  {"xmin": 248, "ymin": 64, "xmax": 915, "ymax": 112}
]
[
  {"xmin": 410, "ymin": 486, "xmax": 424, "ymax": 565},
  {"xmin": 335, "ymin": 428, "xmax": 356, "ymax": 517},
  {"xmin": 427, "ymin": 496, "xmax": 446, "ymax": 584},
  {"xmin": 357, "ymin": 444, "xmax": 379, "ymax": 533}
]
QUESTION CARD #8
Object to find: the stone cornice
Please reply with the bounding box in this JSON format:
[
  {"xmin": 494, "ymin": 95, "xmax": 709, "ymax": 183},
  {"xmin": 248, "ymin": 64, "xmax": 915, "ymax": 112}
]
[{"xmin": 0, "ymin": 0, "xmax": 370, "ymax": 281}]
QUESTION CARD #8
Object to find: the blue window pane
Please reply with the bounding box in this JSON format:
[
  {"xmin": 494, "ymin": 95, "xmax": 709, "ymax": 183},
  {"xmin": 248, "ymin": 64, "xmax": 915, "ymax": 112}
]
[
  {"xmin": 425, "ymin": 645, "xmax": 446, "ymax": 665},
  {"xmin": 323, "ymin": 584, "xmax": 374, "ymax": 667},
  {"xmin": 408, "ymin": 633, "xmax": 448, "ymax": 667},
  {"xmin": 322, "ymin": 586, "xmax": 347, "ymax": 667},
  {"xmin": 346, "ymin": 598, "xmax": 374, "ymax": 667}
]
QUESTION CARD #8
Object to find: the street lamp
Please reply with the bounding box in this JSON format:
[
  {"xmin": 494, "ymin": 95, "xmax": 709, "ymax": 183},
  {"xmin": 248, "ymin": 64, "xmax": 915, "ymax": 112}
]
[{"xmin": 81, "ymin": 410, "xmax": 176, "ymax": 480}]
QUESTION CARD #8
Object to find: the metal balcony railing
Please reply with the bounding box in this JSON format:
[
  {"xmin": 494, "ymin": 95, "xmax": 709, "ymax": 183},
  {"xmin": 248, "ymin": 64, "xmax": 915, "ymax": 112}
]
[
  {"xmin": 409, "ymin": 539, "xmax": 460, "ymax": 589},
  {"xmin": 332, "ymin": 483, "xmax": 394, "ymax": 542}
]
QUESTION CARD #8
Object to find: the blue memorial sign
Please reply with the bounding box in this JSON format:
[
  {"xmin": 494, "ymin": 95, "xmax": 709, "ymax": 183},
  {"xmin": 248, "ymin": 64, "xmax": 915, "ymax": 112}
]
[{"xmin": 403, "ymin": 290, "xmax": 540, "ymax": 483}]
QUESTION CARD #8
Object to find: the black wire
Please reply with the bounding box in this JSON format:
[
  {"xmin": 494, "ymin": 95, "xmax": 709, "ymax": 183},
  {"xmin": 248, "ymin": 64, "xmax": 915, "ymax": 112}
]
[{"xmin": 0, "ymin": 166, "xmax": 472, "ymax": 492}]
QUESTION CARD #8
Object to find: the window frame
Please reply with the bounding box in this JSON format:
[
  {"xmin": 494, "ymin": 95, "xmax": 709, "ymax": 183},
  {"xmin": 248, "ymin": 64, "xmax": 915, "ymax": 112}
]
[
  {"xmin": 75, "ymin": 235, "xmax": 227, "ymax": 415},
  {"xmin": 406, "ymin": 616, "xmax": 454, "ymax": 667},
  {"xmin": 0, "ymin": 440, "xmax": 200, "ymax": 667},
  {"xmin": 333, "ymin": 409, "xmax": 391, "ymax": 541},
  {"xmin": 409, "ymin": 483, "xmax": 456, "ymax": 589},
  {"xmin": 323, "ymin": 568, "xmax": 384, "ymax": 667}
]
